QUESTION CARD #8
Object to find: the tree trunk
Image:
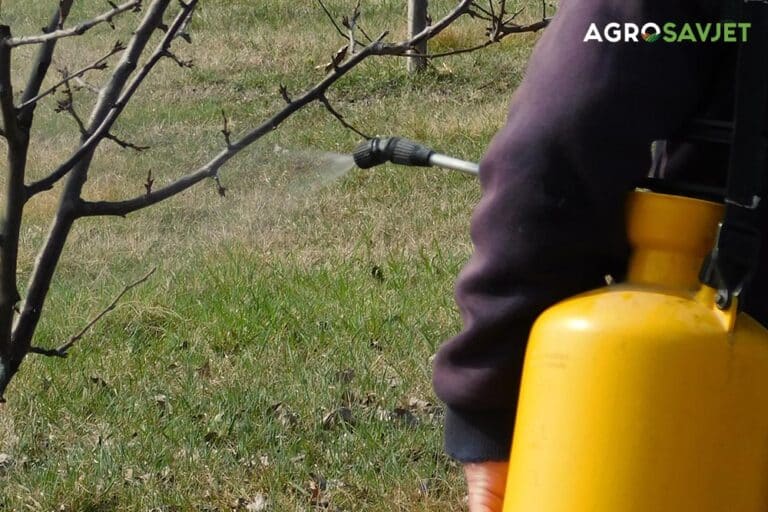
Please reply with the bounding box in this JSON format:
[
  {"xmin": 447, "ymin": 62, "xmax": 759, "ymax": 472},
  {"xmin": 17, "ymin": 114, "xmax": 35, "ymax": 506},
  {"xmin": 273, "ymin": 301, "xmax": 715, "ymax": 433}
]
[{"xmin": 407, "ymin": 0, "xmax": 428, "ymax": 73}]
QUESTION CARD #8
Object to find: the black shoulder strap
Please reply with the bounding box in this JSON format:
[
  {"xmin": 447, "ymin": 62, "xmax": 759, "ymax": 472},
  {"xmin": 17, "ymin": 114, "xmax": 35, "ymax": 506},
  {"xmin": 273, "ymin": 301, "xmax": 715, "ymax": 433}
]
[{"xmin": 700, "ymin": 3, "xmax": 768, "ymax": 308}]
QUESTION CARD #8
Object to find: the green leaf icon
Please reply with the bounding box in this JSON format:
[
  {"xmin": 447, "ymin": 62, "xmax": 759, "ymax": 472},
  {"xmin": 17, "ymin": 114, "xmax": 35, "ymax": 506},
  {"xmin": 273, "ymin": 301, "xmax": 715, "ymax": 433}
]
[{"xmin": 644, "ymin": 32, "xmax": 661, "ymax": 43}]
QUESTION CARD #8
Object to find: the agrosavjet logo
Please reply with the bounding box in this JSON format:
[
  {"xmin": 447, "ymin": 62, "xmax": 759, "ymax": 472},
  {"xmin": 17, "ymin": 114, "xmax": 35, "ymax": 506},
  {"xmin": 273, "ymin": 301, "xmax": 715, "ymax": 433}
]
[{"xmin": 584, "ymin": 22, "xmax": 751, "ymax": 43}]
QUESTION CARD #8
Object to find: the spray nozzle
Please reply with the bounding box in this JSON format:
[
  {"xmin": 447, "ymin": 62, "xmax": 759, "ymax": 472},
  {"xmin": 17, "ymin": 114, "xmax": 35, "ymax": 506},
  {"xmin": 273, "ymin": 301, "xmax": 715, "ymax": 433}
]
[
  {"xmin": 352, "ymin": 137, "xmax": 480, "ymax": 176},
  {"xmin": 353, "ymin": 137, "xmax": 434, "ymax": 169}
]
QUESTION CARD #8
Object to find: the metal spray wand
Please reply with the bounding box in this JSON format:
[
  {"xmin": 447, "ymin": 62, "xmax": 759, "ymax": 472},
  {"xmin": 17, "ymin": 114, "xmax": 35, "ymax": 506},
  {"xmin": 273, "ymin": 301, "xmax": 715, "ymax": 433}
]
[{"xmin": 352, "ymin": 137, "xmax": 479, "ymax": 176}]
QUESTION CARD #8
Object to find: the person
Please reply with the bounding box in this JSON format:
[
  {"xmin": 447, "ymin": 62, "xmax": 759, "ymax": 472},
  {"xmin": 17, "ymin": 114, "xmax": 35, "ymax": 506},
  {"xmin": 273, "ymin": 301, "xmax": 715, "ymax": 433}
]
[{"xmin": 430, "ymin": 1, "xmax": 768, "ymax": 510}]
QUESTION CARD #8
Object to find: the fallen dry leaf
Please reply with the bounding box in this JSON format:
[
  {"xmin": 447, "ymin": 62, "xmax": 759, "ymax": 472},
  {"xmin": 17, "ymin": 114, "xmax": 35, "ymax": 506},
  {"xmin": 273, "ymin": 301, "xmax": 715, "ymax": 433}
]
[
  {"xmin": 408, "ymin": 397, "xmax": 431, "ymax": 411},
  {"xmin": 392, "ymin": 407, "xmax": 419, "ymax": 427},
  {"xmin": 269, "ymin": 403, "xmax": 299, "ymax": 428},
  {"xmin": 321, "ymin": 407, "xmax": 354, "ymax": 429},
  {"xmin": 315, "ymin": 45, "xmax": 348, "ymax": 73},
  {"xmin": 308, "ymin": 474, "xmax": 329, "ymax": 508},
  {"xmin": 245, "ymin": 493, "xmax": 269, "ymax": 511},
  {"xmin": 335, "ymin": 368, "xmax": 355, "ymax": 384}
]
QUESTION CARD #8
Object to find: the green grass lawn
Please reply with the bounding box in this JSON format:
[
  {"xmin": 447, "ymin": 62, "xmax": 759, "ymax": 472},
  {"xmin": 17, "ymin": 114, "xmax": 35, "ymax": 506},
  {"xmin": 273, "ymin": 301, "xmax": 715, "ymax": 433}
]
[{"xmin": 0, "ymin": 1, "xmax": 544, "ymax": 509}]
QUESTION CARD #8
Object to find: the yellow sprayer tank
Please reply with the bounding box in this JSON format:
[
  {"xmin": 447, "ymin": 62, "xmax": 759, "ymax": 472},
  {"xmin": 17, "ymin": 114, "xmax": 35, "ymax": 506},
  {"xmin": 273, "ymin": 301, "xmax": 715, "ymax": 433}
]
[{"xmin": 502, "ymin": 190, "xmax": 768, "ymax": 511}]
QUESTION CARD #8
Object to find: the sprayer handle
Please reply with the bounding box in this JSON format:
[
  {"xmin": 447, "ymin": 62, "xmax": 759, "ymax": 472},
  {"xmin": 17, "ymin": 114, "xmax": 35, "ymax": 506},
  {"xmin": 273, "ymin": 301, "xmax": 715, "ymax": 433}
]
[{"xmin": 386, "ymin": 137, "xmax": 434, "ymax": 167}]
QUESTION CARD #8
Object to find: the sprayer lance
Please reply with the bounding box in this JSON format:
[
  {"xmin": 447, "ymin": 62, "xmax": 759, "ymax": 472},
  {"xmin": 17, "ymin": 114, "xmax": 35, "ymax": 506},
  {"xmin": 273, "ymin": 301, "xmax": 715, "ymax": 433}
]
[{"xmin": 352, "ymin": 137, "xmax": 479, "ymax": 176}]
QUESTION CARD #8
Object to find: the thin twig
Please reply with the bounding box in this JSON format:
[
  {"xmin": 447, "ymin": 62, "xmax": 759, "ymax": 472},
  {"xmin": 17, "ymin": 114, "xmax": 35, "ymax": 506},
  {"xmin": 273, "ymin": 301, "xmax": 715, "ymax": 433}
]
[
  {"xmin": 342, "ymin": 0, "xmax": 361, "ymax": 54},
  {"xmin": 144, "ymin": 169, "xmax": 154, "ymax": 197},
  {"xmin": 54, "ymin": 79, "xmax": 88, "ymax": 135},
  {"xmin": 418, "ymin": 40, "xmax": 495, "ymax": 59},
  {"xmin": 29, "ymin": 268, "xmax": 156, "ymax": 358},
  {"xmin": 279, "ymin": 84, "xmax": 292, "ymax": 104},
  {"xmin": 220, "ymin": 109, "xmax": 232, "ymax": 147},
  {"xmin": 105, "ymin": 132, "xmax": 149, "ymax": 151},
  {"xmin": 319, "ymin": 95, "xmax": 370, "ymax": 139},
  {"xmin": 213, "ymin": 173, "xmax": 227, "ymax": 197},
  {"xmin": 356, "ymin": 24, "xmax": 374, "ymax": 44},
  {"xmin": 501, "ymin": 7, "xmax": 526, "ymax": 26},
  {"xmin": 72, "ymin": 76, "xmax": 101, "ymax": 93},
  {"xmin": 316, "ymin": 0, "xmax": 367, "ymax": 47},
  {"xmin": 7, "ymin": 0, "xmax": 142, "ymax": 47},
  {"xmin": 162, "ymin": 49, "xmax": 193, "ymax": 68},
  {"xmin": 496, "ymin": 17, "xmax": 550, "ymax": 37},
  {"xmin": 471, "ymin": 2, "xmax": 495, "ymax": 19},
  {"xmin": 316, "ymin": 0, "xmax": 349, "ymax": 40},
  {"xmin": 18, "ymin": 41, "xmax": 125, "ymax": 110}
]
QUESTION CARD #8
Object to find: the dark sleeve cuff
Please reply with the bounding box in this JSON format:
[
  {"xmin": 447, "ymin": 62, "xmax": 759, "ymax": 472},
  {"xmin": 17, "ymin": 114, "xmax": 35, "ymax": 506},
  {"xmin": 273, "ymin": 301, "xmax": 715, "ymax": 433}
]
[{"xmin": 443, "ymin": 406, "xmax": 516, "ymax": 463}]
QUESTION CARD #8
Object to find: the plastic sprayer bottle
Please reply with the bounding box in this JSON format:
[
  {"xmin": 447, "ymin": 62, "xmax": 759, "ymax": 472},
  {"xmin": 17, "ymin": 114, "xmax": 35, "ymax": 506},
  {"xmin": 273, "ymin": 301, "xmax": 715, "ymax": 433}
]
[{"xmin": 501, "ymin": 189, "xmax": 768, "ymax": 510}]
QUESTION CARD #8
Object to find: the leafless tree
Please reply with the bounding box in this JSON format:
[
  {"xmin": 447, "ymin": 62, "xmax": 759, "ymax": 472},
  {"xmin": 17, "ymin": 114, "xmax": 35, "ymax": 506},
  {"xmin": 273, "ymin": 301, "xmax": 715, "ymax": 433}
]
[{"xmin": 0, "ymin": 0, "xmax": 549, "ymax": 400}]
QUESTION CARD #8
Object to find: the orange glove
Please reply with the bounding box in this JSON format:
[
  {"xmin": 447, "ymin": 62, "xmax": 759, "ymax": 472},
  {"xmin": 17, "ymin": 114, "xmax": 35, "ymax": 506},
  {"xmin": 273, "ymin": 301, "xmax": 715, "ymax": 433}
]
[{"xmin": 464, "ymin": 461, "xmax": 509, "ymax": 512}]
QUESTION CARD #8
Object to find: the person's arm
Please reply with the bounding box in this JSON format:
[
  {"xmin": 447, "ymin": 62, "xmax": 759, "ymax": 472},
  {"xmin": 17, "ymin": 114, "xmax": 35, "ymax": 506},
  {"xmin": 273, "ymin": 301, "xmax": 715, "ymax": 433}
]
[{"xmin": 432, "ymin": 0, "xmax": 729, "ymax": 500}]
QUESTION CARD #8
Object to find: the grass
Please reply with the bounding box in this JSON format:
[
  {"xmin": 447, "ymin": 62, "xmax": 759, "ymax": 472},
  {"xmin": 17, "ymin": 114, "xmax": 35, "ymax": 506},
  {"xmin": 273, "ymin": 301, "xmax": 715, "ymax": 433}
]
[{"xmin": 0, "ymin": 1, "xmax": 545, "ymax": 509}]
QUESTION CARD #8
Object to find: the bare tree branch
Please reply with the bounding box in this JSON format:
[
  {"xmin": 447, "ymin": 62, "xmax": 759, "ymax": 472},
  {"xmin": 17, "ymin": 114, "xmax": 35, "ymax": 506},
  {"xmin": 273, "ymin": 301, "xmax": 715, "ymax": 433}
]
[
  {"xmin": 0, "ymin": 29, "xmax": 19, "ymax": 142},
  {"xmin": 76, "ymin": 33, "xmax": 387, "ymax": 218},
  {"xmin": 6, "ymin": 0, "xmax": 176, "ymax": 399},
  {"xmin": 76, "ymin": 0, "xmax": 477, "ymax": 218},
  {"xmin": 18, "ymin": 41, "xmax": 126, "ymax": 110},
  {"xmin": 317, "ymin": 0, "xmax": 371, "ymax": 47},
  {"xmin": 29, "ymin": 268, "xmax": 156, "ymax": 358},
  {"xmin": 26, "ymin": 1, "xmax": 195, "ymax": 198},
  {"xmin": 0, "ymin": 2, "xmax": 82, "ymax": 385},
  {"xmin": 0, "ymin": 25, "xmax": 24, "ymax": 352},
  {"xmin": 18, "ymin": 0, "xmax": 75, "ymax": 127},
  {"xmin": 405, "ymin": 17, "xmax": 550, "ymax": 59},
  {"xmin": 175, "ymin": 1, "xmax": 196, "ymax": 43},
  {"xmin": 469, "ymin": 2, "xmax": 495, "ymax": 20},
  {"xmin": 7, "ymin": 0, "xmax": 142, "ymax": 47},
  {"xmin": 374, "ymin": 0, "xmax": 473, "ymax": 56}
]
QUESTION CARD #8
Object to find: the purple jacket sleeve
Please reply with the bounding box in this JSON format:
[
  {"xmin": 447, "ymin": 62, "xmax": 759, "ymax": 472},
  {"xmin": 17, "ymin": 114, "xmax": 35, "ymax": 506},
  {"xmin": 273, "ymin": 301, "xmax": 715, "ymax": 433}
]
[{"xmin": 432, "ymin": 0, "xmax": 732, "ymax": 462}]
